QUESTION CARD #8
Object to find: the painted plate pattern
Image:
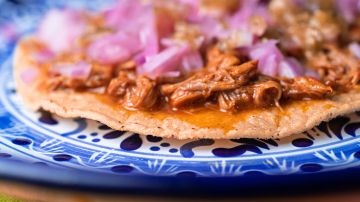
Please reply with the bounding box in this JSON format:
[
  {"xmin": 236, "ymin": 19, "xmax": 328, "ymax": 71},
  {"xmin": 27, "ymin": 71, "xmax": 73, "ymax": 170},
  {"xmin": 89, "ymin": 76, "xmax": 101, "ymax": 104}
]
[{"xmin": 0, "ymin": 0, "xmax": 360, "ymax": 180}]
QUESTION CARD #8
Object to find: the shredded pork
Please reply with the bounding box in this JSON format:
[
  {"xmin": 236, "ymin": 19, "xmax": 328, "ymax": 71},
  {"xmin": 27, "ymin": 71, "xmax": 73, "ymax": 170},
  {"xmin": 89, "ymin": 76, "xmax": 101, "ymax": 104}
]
[{"xmin": 308, "ymin": 45, "xmax": 360, "ymax": 91}]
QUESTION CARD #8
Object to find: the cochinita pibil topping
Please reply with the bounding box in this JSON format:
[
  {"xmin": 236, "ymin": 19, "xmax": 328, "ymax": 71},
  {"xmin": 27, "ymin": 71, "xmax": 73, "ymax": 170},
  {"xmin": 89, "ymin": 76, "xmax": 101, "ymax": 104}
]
[{"xmin": 31, "ymin": 0, "xmax": 359, "ymax": 113}]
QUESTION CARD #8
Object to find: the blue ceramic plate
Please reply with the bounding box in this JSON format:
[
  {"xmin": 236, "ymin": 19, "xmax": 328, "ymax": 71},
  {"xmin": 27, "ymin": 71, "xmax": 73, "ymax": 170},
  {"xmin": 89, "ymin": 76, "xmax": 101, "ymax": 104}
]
[{"xmin": 0, "ymin": 0, "xmax": 360, "ymax": 193}]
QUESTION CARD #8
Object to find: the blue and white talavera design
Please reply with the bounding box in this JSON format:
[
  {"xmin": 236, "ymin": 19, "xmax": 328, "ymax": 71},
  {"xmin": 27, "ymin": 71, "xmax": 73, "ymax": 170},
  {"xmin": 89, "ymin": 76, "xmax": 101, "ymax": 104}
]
[{"xmin": 0, "ymin": 0, "xmax": 360, "ymax": 179}]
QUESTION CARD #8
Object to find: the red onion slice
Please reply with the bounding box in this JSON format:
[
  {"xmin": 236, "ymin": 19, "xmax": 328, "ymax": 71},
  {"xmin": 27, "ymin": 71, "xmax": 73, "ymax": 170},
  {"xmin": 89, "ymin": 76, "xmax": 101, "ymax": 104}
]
[
  {"xmin": 138, "ymin": 45, "xmax": 189, "ymax": 78},
  {"xmin": 103, "ymin": 0, "xmax": 144, "ymax": 31},
  {"xmin": 103, "ymin": 0, "xmax": 178, "ymax": 60},
  {"xmin": 228, "ymin": 0, "xmax": 271, "ymax": 31},
  {"xmin": 279, "ymin": 57, "xmax": 305, "ymax": 78},
  {"xmin": 335, "ymin": 0, "xmax": 360, "ymax": 23},
  {"xmin": 249, "ymin": 40, "xmax": 283, "ymax": 76},
  {"xmin": 20, "ymin": 68, "xmax": 39, "ymax": 84},
  {"xmin": 305, "ymin": 68, "xmax": 320, "ymax": 79},
  {"xmin": 250, "ymin": 40, "xmax": 305, "ymax": 77},
  {"xmin": 87, "ymin": 33, "xmax": 142, "ymax": 65},
  {"xmin": 162, "ymin": 71, "xmax": 181, "ymax": 78},
  {"xmin": 139, "ymin": 7, "xmax": 160, "ymax": 57},
  {"xmin": 349, "ymin": 42, "xmax": 360, "ymax": 59},
  {"xmin": 259, "ymin": 54, "xmax": 279, "ymax": 76},
  {"xmin": 37, "ymin": 9, "xmax": 87, "ymax": 53},
  {"xmin": 181, "ymin": 50, "xmax": 204, "ymax": 72},
  {"xmin": 32, "ymin": 49, "xmax": 55, "ymax": 64},
  {"xmin": 52, "ymin": 61, "xmax": 91, "ymax": 79}
]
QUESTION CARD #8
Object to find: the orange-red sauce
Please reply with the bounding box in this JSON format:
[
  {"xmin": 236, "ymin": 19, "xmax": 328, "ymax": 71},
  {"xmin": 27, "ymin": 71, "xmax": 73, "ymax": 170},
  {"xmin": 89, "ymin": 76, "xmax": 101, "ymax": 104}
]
[{"xmin": 94, "ymin": 93, "xmax": 337, "ymax": 132}]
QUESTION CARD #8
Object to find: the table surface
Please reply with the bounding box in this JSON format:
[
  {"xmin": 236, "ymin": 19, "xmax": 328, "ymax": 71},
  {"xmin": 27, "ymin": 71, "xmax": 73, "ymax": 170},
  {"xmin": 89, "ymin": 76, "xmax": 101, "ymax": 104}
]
[
  {"xmin": 0, "ymin": 194, "xmax": 22, "ymax": 202},
  {"xmin": 1, "ymin": 180, "xmax": 360, "ymax": 202}
]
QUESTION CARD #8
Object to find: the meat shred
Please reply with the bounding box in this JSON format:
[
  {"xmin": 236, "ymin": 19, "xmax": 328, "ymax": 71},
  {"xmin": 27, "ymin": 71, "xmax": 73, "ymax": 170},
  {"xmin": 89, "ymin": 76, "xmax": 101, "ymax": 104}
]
[
  {"xmin": 123, "ymin": 76, "xmax": 158, "ymax": 110},
  {"xmin": 308, "ymin": 45, "xmax": 360, "ymax": 91},
  {"xmin": 108, "ymin": 74, "xmax": 158, "ymax": 110},
  {"xmin": 218, "ymin": 80, "xmax": 282, "ymax": 111},
  {"xmin": 161, "ymin": 60, "xmax": 258, "ymax": 107},
  {"xmin": 107, "ymin": 59, "xmax": 334, "ymax": 111},
  {"xmin": 206, "ymin": 47, "xmax": 241, "ymax": 71},
  {"xmin": 281, "ymin": 77, "xmax": 333, "ymax": 99}
]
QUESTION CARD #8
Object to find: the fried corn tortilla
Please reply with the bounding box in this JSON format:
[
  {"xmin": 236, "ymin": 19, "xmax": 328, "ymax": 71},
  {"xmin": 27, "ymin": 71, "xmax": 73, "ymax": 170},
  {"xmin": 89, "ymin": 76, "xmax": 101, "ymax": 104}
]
[{"xmin": 14, "ymin": 37, "xmax": 360, "ymax": 139}]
